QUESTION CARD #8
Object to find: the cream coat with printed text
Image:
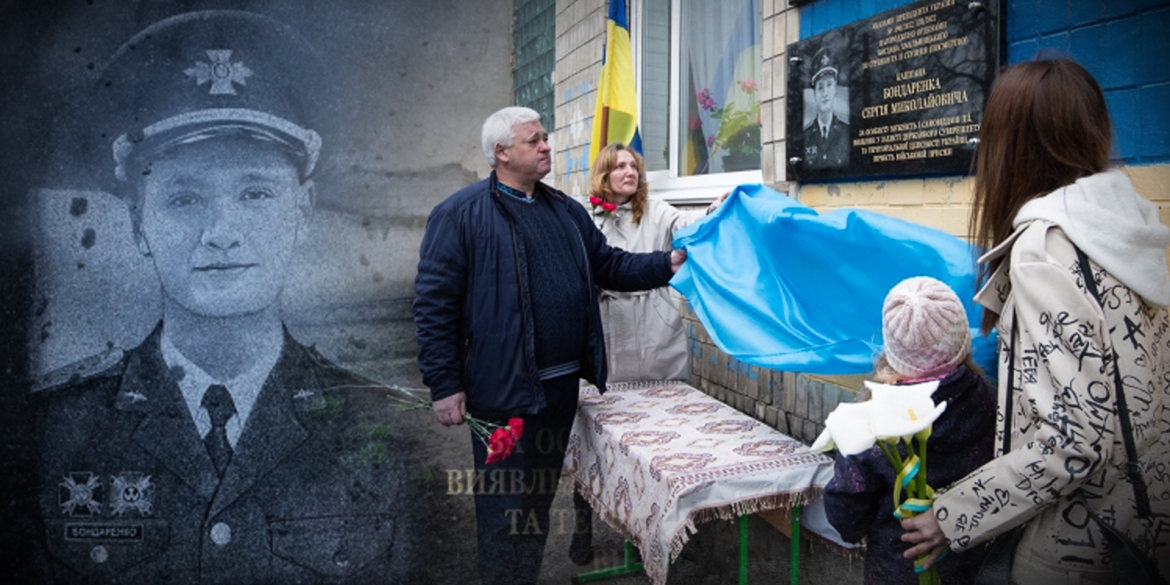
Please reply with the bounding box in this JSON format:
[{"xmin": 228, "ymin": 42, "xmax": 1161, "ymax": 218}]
[
  {"xmin": 595, "ymin": 198, "xmax": 705, "ymax": 382},
  {"xmin": 934, "ymin": 220, "xmax": 1170, "ymax": 577}
]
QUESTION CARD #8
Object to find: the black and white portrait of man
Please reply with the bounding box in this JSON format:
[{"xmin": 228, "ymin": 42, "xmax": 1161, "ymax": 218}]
[
  {"xmin": 801, "ymin": 45, "xmax": 851, "ymax": 171},
  {"xmin": 0, "ymin": 2, "xmax": 516, "ymax": 583}
]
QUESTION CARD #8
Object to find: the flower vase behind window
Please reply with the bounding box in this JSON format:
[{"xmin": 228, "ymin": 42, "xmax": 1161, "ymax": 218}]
[{"xmin": 701, "ymin": 78, "xmax": 761, "ymax": 172}]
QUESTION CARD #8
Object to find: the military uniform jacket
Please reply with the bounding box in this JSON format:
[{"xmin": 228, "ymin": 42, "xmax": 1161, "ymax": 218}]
[
  {"xmin": 32, "ymin": 325, "xmax": 412, "ymax": 584},
  {"xmin": 802, "ymin": 115, "xmax": 849, "ymax": 170},
  {"xmin": 933, "ymin": 221, "xmax": 1170, "ymax": 577}
]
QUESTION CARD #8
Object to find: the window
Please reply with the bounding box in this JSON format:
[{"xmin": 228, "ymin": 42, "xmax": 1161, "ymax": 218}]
[
  {"xmin": 514, "ymin": 0, "xmax": 556, "ymax": 127},
  {"xmin": 634, "ymin": 0, "xmax": 762, "ymax": 202}
]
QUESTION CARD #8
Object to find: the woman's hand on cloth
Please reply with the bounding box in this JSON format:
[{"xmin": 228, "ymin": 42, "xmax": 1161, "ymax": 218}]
[
  {"xmin": 705, "ymin": 190, "xmax": 732, "ymax": 215},
  {"xmin": 901, "ymin": 509, "xmax": 950, "ymax": 569}
]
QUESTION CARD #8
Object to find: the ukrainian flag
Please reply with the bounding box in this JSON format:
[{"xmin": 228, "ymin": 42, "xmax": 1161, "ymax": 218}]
[{"xmin": 590, "ymin": 0, "xmax": 641, "ymax": 165}]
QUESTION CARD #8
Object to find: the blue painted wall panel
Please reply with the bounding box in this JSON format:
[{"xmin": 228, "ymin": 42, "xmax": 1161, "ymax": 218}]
[
  {"xmin": 800, "ymin": 0, "xmax": 901, "ymax": 37},
  {"xmin": 822, "ymin": 0, "xmax": 845, "ymax": 35},
  {"xmin": 1100, "ymin": 17, "xmax": 1138, "ymax": 90},
  {"xmin": 1007, "ymin": 38, "xmax": 1040, "ymax": 63},
  {"xmin": 1039, "ymin": 0, "xmax": 1069, "ymax": 34},
  {"xmin": 800, "ymin": 2, "xmax": 814, "ymax": 38},
  {"xmin": 1038, "ymin": 31, "xmax": 1070, "ymax": 52},
  {"xmin": 1106, "ymin": 88, "xmax": 1139, "ymax": 160},
  {"xmin": 1103, "ymin": 0, "xmax": 1138, "ymax": 18},
  {"xmin": 1068, "ymin": 0, "xmax": 1100, "ymax": 27},
  {"xmin": 1141, "ymin": 84, "xmax": 1170, "ymax": 157},
  {"xmin": 1008, "ymin": 0, "xmax": 1040, "ymax": 42},
  {"xmin": 1069, "ymin": 25, "xmax": 1104, "ymax": 82},
  {"xmin": 840, "ymin": 0, "xmax": 861, "ymax": 24},
  {"xmin": 1137, "ymin": 8, "xmax": 1170, "ymax": 86}
]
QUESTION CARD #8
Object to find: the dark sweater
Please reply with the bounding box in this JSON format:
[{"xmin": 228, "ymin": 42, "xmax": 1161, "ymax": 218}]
[
  {"xmin": 497, "ymin": 188, "xmax": 588, "ymax": 373},
  {"xmin": 824, "ymin": 364, "xmax": 996, "ymax": 585}
]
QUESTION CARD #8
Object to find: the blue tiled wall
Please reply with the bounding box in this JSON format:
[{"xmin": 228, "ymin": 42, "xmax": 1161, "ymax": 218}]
[{"xmin": 799, "ymin": 0, "xmax": 1170, "ymax": 164}]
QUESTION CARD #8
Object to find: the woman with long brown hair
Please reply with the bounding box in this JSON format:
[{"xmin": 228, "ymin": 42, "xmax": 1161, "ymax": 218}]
[{"xmin": 901, "ymin": 59, "xmax": 1170, "ymax": 584}]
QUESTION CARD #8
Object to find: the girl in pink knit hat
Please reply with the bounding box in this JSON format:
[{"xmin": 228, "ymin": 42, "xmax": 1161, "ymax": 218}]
[{"xmin": 823, "ymin": 276, "xmax": 997, "ymax": 585}]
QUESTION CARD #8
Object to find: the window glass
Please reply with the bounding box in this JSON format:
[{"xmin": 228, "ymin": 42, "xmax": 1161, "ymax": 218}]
[
  {"xmin": 640, "ymin": 0, "xmax": 671, "ymax": 172},
  {"xmin": 678, "ymin": 0, "xmax": 761, "ymax": 176},
  {"xmin": 513, "ymin": 0, "xmax": 556, "ymax": 126}
]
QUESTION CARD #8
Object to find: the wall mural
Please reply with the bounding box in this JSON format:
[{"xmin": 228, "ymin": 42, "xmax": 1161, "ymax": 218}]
[{"xmin": 0, "ymin": 1, "xmax": 513, "ymax": 582}]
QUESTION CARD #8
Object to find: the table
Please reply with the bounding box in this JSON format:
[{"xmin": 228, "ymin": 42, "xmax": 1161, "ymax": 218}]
[{"xmin": 565, "ymin": 381, "xmax": 834, "ymax": 585}]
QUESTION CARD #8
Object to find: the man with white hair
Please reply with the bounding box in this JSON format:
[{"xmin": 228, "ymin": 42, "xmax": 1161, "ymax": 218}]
[{"xmin": 414, "ymin": 106, "xmax": 686, "ymax": 584}]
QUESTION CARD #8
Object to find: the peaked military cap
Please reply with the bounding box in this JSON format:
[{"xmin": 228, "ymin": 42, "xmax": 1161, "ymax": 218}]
[
  {"xmin": 810, "ymin": 46, "xmax": 840, "ymax": 88},
  {"xmin": 94, "ymin": 10, "xmax": 323, "ymax": 184}
]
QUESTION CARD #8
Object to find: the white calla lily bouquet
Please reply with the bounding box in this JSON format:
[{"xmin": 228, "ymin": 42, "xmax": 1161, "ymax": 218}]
[{"xmin": 812, "ymin": 380, "xmax": 948, "ymax": 585}]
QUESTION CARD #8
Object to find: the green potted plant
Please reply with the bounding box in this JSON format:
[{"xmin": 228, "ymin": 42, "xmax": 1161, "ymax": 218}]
[{"xmin": 703, "ymin": 79, "xmax": 762, "ymax": 172}]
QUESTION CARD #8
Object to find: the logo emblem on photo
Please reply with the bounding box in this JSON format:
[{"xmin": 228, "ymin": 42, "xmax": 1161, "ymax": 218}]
[
  {"xmin": 60, "ymin": 472, "xmax": 104, "ymax": 516},
  {"xmin": 111, "ymin": 472, "xmax": 155, "ymax": 516}
]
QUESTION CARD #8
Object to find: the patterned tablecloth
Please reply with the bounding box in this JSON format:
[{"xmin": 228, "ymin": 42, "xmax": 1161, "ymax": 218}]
[{"xmin": 566, "ymin": 381, "xmax": 834, "ymax": 585}]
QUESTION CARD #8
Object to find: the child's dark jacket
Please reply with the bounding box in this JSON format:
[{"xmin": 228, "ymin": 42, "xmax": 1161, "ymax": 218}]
[{"xmin": 824, "ymin": 364, "xmax": 996, "ymax": 585}]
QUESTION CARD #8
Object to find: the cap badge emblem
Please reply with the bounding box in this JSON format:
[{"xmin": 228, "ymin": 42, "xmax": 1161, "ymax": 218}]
[
  {"xmin": 60, "ymin": 472, "xmax": 103, "ymax": 516},
  {"xmin": 186, "ymin": 49, "xmax": 253, "ymax": 95},
  {"xmin": 110, "ymin": 472, "xmax": 155, "ymax": 516}
]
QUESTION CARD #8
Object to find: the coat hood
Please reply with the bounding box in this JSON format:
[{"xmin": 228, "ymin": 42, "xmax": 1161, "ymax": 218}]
[{"xmin": 1014, "ymin": 169, "xmax": 1170, "ymax": 307}]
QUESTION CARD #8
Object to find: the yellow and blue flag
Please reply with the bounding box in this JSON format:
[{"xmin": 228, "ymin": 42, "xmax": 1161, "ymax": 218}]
[{"xmin": 590, "ymin": 0, "xmax": 641, "ymax": 165}]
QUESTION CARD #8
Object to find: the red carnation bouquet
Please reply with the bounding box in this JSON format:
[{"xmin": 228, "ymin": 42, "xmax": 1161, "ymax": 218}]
[
  {"xmin": 475, "ymin": 416, "xmax": 524, "ymax": 464},
  {"xmin": 589, "ymin": 195, "xmax": 618, "ymax": 228},
  {"xmin": 388, "ymin": 385, "xmax": 525, "ymax": 465}
]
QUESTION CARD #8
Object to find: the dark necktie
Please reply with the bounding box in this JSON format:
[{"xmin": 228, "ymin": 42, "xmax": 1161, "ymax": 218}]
[{"xmin": 201, "ymin": 384, "xmax": 237, "ymax": 477}]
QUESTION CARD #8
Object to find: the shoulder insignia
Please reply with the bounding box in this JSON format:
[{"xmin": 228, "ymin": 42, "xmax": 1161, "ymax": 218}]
[
  {"xmin": 292, "ymin": 387, "xmax": 328, "ymax": 413},
  {"xmin": 291, "ymin": 388, "xmax": 327, "ymax": 411},
  {"xmin": 35, "ymin": 347, "xmax": 125, "ymax": 393}
]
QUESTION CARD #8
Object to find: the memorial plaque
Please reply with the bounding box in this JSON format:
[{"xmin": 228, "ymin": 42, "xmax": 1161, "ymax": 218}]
[{"xmin": 786, "ymin": 0, "xmax": 1000, "ymax": 181}]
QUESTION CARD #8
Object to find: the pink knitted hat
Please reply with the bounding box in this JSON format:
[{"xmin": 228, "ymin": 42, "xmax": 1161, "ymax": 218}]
[{"xmin": 881, "ymin": 276, "xmax": 972, "ymax": 379}]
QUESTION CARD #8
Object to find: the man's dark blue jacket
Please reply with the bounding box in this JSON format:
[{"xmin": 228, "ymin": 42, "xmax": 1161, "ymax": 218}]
[{"xmin": 413, "ymin": 173, "xmax": 674, "ymax": 418}]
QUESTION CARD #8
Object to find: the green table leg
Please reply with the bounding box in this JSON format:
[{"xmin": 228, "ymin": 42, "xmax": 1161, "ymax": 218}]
[
  {"xmin": 790, "ymin": 505, "xmax": 802, "ymax": 585},
  {"xmin": 575, "ymin": 541, "xmax": 644, "ymax": 583},
  {"xmin": 739, "ymin": 514, "xmax": 749, "ymax": 585}
]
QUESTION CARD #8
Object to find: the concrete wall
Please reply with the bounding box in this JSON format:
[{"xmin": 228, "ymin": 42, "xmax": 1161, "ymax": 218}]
[{"xmin": 7, "ymin": 0, "xmax": 514, "ymax": 388}]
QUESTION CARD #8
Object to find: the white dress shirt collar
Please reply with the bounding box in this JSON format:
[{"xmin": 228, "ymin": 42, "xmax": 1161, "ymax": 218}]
[{"xmin": 160, "ymin": 330, "xmax": 283, "ymax": 449}]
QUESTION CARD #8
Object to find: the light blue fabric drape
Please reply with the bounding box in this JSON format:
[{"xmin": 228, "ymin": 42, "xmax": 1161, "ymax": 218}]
[{"xmin": 670, "ymin": 183, "xmax": 996, "ymax": 376}]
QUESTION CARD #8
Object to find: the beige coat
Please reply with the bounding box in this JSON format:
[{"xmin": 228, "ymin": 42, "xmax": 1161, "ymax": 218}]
[
  {"xmin": 594, "ymin": 198, "xmax": 705, "ymax": 383},
  {"xmin": 934, "ymin": 219, "xmax": 1170, "ymax": 578}
]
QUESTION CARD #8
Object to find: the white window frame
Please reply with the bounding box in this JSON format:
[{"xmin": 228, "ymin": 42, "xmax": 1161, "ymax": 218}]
[{"xmin": 630, "ymin": 0, "xmax": 764, "ymax": 205}]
